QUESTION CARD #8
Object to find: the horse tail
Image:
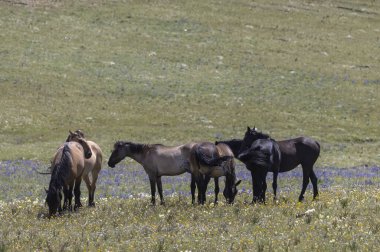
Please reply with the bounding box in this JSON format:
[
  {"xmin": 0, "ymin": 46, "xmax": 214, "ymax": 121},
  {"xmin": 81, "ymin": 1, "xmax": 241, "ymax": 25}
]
[
  {"xmin": 195, "ymin": 147, "xmax": 232, "ymax": 167},
  {"xmin": 315, "ymin": 140, "xmax": 321, "ymax": 157},
  {"xmin": 51, "ymin": 144, "xmax": 72, "ymax": 187},
  {"xmin": 239, "ymin": 148, "xmax": 271, "ymax": 169}
]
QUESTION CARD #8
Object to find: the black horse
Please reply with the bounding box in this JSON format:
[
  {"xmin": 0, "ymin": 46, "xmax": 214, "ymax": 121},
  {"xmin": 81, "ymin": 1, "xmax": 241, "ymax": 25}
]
[
  {"xmin": 238, "ymin": 138, "xmax": 281, "ymax": 203},
  {"xmin": 242, "ymin": 127, "xmax": 320, "ymax": 201},
  {"xmin": 219, "ymin": 127, "xmax": 320, "ymax": 201}
]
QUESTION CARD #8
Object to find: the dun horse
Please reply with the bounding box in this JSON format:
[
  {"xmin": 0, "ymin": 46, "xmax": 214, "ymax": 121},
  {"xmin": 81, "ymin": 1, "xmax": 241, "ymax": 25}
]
[
  {"xmin": 66, "ymin": 130, "xmax": 103, "ymax": 207},
  {"xmin": 108, "ymin": 141, "xmax": 240, "ymax": 205},
  {"xmin": 46, "ymin": 138, "xmax": 92, "ymax": 217},
  {"xmin": 220, "ymin": 127, "xmax": 320, "ymax": 201},
  {"xmin": 190, "ymin": 142, "xmax": 241, "ymax": 204},
  {"xmin": 238, "ymin": 138, "xmax": 281, "ymax": 203}
]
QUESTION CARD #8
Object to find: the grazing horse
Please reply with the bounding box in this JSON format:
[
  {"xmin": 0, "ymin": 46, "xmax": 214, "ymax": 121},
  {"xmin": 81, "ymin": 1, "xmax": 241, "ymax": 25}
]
[
  {"xmin": 66, "ymin": 130, "xmax": 103, "ymax": 207},
  {"xmin": 238, "ymin": 138, "xmax": 281, "ymax": 203},
  {"xmin": 108, "ymin": 141, "xmax": 239, "ymax": 205},
  {"xmin": 189, "ymin": 142, "xmax": 241, "ymax": 205},
  {"xmin": 46, "ymin": 138, "xmax": 92, "ymax": 218},
  {"xmin": 240, "ymin": 127, "xmax": 321, "ymax": 201}
]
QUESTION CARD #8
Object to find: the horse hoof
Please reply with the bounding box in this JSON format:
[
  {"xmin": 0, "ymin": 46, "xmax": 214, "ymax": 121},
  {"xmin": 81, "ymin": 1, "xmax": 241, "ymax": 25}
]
[
  {"xmin": 160, "ymin": 202, "xmax": 166, "ymax": 206},
  {"xmin": 89, "ymin": 202, "xmax": 96, "ymax": 207}
]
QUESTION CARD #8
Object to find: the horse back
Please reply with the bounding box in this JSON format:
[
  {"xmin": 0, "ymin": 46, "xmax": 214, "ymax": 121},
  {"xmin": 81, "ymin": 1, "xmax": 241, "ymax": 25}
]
[
  {"xmin": 277, "ymin": 137, "xmax": 320, "ymax": 171},
  {"xmin": 215, "ymin": 143, "xmax": 235, "ymax": 158},
  {"xmin": 148, "ymin": 143, "xmax": 197, "ymax": 176}
]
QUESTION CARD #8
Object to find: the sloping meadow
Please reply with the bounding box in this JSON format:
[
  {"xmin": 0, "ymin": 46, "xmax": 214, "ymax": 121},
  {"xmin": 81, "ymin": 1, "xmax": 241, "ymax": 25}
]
[{"xmin": 1, "ymin": 0, "xmax": 380, "ymax": 251}]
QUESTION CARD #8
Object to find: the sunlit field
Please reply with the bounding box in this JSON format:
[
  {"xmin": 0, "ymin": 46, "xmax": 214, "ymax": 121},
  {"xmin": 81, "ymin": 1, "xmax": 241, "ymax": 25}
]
[
  {"xmin": 0, "ymin": 160, "xmax": 379, "ymax": 251},
  {"xmin": 1, "ymin": 0, "xmax": 379, "ymax": 251}
]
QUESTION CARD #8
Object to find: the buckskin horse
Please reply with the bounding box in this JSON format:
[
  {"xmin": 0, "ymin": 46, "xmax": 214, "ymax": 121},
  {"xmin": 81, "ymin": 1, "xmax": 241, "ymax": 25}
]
[
  {"xmin": 46, "ymin": 137, "xmax": 92, "ymax": 217},
  {"xmin": 66, "ymin": 130, "xmax": 103, "ymax": 207}
]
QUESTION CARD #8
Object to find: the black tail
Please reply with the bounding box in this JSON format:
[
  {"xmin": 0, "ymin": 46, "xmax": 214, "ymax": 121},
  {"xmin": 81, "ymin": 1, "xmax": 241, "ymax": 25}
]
[
  {"xmin": 195, "ymin": 148, "xmax": 232, "ymax": 167},
  {"xmin": 50, "ymin": 144, "xmax": 72, "ymax": 188},
  {"xmin": 239, "ymin": 148, "xmax": 271, "ymax": 169}
]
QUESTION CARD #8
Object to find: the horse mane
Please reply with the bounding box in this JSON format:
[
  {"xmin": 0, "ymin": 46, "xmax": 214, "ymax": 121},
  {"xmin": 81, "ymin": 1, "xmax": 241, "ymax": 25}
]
[
  {"xmin": 215, "ymin": 139, "xmax": 243, "ymax": 157},
  {"xmin": 116, "ymin": 141, "xmax": 161, "ymax": 154},
  {"xmin": 49, "ymin": 144, "xmax": 72, "ymax": 191}
]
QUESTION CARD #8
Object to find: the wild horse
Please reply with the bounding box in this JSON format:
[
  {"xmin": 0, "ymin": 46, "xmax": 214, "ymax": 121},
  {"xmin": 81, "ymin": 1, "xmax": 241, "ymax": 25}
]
[
  {"xmin": 189, "ymin": 142, "xmax": 241, "ymax": 204},
  {"xmin": 108, "ymin": 141, "xmax": 240, "ymax": 205},
  {"xmin": 218, "ymin": 127, "xmax": 320, "ymax": 201},
  {"xmin": 46, "ymin": 137, "xmax": 92, "ymax": 217},
  {"xmin": 66, "ymin": 130, "xmax": 103, "ymax": 207},
  {"xmin": 238, "ymin": 138, "xmax": 281, "ymax": 203}
]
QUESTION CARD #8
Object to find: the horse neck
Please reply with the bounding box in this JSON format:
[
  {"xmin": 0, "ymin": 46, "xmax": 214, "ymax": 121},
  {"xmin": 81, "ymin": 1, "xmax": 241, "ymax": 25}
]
[
  {"xmin": 225, "ymin": 170, "xmax": 236, "ymax": 187},
  {"xmin": 125, "ymin": 143, "xmax": 150, "ymax": 165},
  {"xmin": 224, "ymin": 139, "xmax": 243, "ymax": 157},
  {"xmin": 224, "ymin": 160, "xmax": 236, "ymax": 184}
]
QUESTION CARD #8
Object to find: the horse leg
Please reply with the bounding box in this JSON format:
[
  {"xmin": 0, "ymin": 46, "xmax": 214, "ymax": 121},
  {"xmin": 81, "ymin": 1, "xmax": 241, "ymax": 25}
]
[
  {"xmin": 157, "ymin": 176, "xmax": 165, "ymax": 205},
  {"xmin": 250, "ymin": 170, "xmax": 258, "ymax": 204},
  {"xmin": 272, "ymin": 170, "xmax": 278, "ymax": 201},
  {"xmin": 310, "ymin": 170, "xmax": 319, "ymax": 200},
  {"xmin": 74, "ymin": 178, "xmax": 82, "ymax": 210},
  {"xmin": 65, "ymin": 184, "xmax": 74, "ymax": 211},
  {"xmin": 214, "ymin": 177, "xmax": 220, "ymax": 204},
  {"xmin": 149, "ymin": 177, "xmax": 156, "ymax": 205},
  {"xmin": 203, "ymin": 175, "xmax": 211, "ymax": 204},
  {"xmin": 90, "ymin": 170, "xmax": 99, "ymax": 207},
  {"xmin": 191, "ymin": 175, "xmax": 196, "ymax": 204},
  {"xmin": 58, "ymin": 190, "xmax": 64, "ymax": 213},
  {"xmin": 195, "ymin": 175, "xmax": 205, "ymax": 205},
  {"xmin": 82, "ymin": 174, "xmax": 92, "ymax": 207},
  {"xmin": 62, "ymin": 187, "xmax": 68, "ymax": 211},
  {"xmin": 299, "ymin": 166, "xmax": 311, "ymax": 202},
  {"xmin": 262, "ymin": 179, "xmax": 267, "ymax": 203}
]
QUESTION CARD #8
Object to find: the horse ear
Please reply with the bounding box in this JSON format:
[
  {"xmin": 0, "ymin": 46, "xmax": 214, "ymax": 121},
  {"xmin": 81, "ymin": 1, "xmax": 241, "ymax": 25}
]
[
  {"xmin": 235, "ymin": 180, "xmax": 242, "ymax": 186},
  {"xmin": 247, "ymin": 126, "xmax": 251, "ymax": 131},
  {"xmin": 45, "ymin": 187, "xmax": 48, "ymax": 194},
  {"xmin": 69, "ymin": 130, "xmax": 74, "ymax": 135}
]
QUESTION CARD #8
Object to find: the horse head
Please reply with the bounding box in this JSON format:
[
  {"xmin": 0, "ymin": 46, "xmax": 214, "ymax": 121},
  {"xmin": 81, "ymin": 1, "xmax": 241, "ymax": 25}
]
[
  {"xmin": 108, "ymin": 141, "xmax": 128, "ymax": 168},
  {"xmin": 239, "ymin": 126, "xmax": 270, "ymax": 154},
  {"xmin": 223, "ymin": 178, "xmax": 242, "ymax": 204},
  {"xmin": 45, "ymin": 186, "xmax": 61, "ymax": 218}
]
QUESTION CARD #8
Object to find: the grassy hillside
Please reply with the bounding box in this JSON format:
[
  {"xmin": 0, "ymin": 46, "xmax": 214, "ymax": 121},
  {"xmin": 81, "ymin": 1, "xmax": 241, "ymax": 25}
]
[{"xmin": 1, "ymin": 0, "xmax": 379, "ymax": 167}]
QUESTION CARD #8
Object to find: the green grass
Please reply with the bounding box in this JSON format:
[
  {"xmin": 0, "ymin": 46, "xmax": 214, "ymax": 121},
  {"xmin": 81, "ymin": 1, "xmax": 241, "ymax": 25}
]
[
  {"xmin": 0, "ymin": 1, "xmax": 379, "ymax": 250},
  {"xmin": 1, "ymin": 189, "xmax": 379, "ymax": 251},
  {"xmin": 1, "ymin": 0, "xmax": 379, "ymax": 166}
]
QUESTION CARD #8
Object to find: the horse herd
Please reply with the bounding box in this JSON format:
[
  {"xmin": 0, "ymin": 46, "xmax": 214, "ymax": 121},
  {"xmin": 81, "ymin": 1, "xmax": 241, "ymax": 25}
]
[{"xmin": 44, "ymin": 127, "xmax": 320, "ymax": 218}]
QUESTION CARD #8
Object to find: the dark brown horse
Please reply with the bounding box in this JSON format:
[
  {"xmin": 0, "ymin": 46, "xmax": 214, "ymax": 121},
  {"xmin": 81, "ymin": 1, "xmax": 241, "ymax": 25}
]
[
  {"xmin": 66, "ymin": 130, "xmax": 103, "ymax": 207},
  {"xmin": 219, "ymin": 127, "xmax": 320, "ymax": 201},
  {"xmin": 46, "ymin": 138, "xmax": 92, "ymax": 217},
  {"xmin": 189, "ymin": 142, "xmax": 241, "ymax": 204}
]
